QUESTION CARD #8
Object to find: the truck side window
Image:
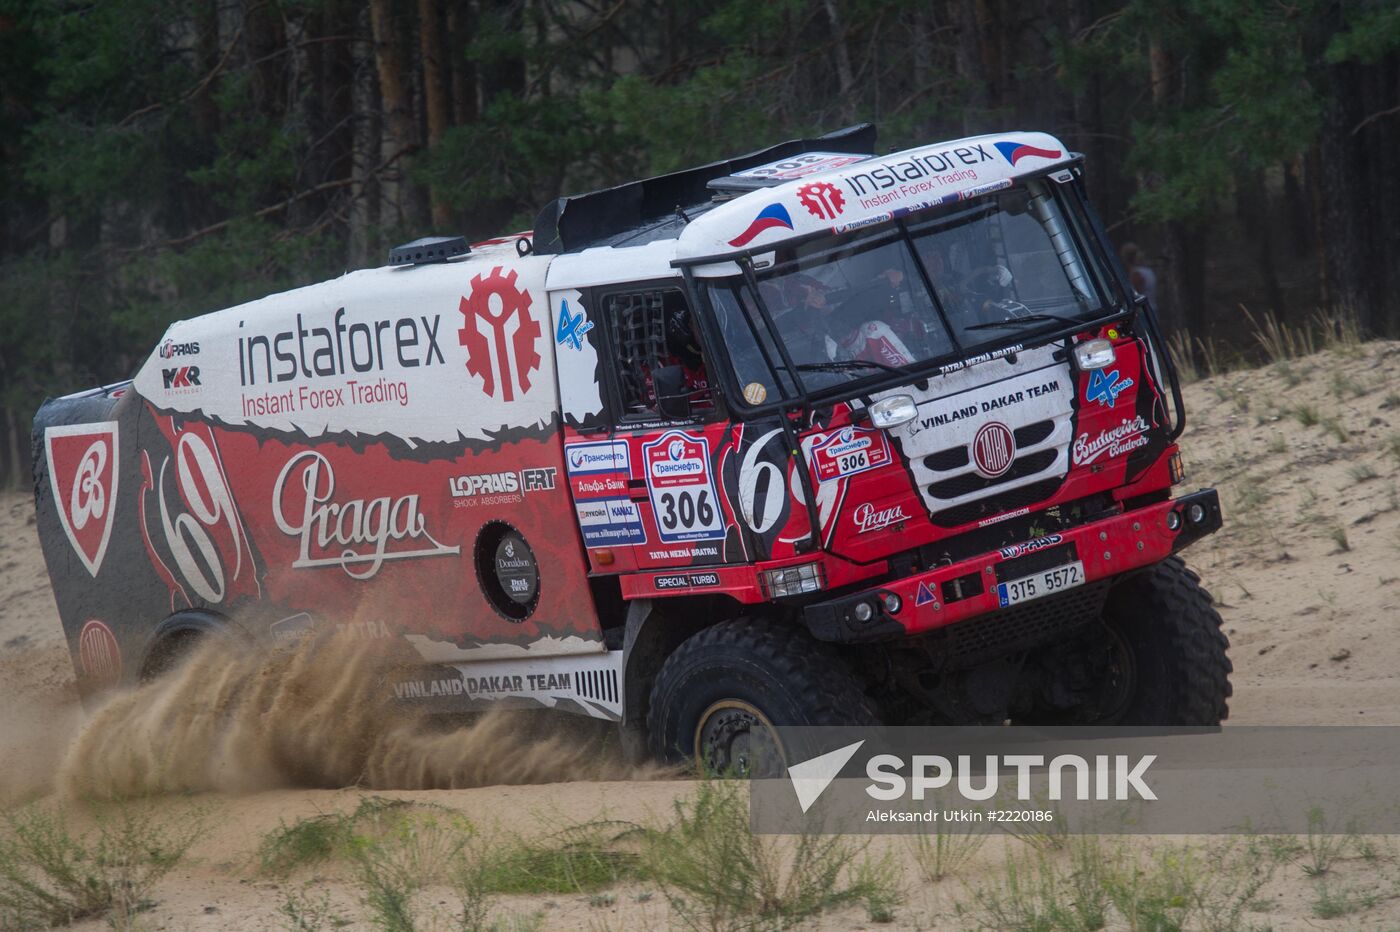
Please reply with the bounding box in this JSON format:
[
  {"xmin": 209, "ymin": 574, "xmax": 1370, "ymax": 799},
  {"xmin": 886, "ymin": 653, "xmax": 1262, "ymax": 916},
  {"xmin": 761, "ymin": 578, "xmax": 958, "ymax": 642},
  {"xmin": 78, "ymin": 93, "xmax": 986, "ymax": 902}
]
[{"xmin": 604, "ymin": 287, "xmax": 715, "ymax": 421}]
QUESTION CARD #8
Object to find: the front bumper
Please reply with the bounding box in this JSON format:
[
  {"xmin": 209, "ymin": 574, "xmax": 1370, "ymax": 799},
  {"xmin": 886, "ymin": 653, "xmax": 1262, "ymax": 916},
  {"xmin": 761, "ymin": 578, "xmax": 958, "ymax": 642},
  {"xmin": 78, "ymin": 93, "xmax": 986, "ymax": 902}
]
[{"xmin": 804, "ymin": 488, "xmax": 1222, "ymax": 644}]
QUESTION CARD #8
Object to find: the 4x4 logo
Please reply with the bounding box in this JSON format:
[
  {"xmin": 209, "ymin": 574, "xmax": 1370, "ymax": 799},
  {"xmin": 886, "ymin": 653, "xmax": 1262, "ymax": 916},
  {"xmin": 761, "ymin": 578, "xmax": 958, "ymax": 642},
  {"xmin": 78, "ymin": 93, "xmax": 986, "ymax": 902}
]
[
  {"xmin": 1085, "ymin": 369, "xmax": 1132, "ymax": 409},
  {"xmin": 45, "ymin": 423, "xmax": 120, "ymax": 577},
  {"xmin": 555, "ymin": 299, "xmax": 593, "ymax": 351},
  {"xmin": 459, "ymin": 266, "xmax": 542, "ymax": 401}
]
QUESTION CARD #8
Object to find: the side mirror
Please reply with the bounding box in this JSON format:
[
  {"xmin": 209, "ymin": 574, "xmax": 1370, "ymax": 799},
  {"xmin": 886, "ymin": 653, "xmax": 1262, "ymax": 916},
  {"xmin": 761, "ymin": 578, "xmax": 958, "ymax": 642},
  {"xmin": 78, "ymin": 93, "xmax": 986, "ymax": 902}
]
[{"xmin": 653, "ymin": 365, "xmax": 692, "ymax": 420}]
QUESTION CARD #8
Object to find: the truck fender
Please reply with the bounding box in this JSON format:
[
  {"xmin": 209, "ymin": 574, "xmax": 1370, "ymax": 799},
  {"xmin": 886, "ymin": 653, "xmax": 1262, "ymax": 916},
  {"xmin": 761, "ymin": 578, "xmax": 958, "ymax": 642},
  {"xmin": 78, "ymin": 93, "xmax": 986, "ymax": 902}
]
[
  {"xmin": 620, "ymin": 598, "xmax": 710, "ymax": 727},
  {"xmin": 140, "ymin": 609, "xmax": 249, "ymax": 681}
]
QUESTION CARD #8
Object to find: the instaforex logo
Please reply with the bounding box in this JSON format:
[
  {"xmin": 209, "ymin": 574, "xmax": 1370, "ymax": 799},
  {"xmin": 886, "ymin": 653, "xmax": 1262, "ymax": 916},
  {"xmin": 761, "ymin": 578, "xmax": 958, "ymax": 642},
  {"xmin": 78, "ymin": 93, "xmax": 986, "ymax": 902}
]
[{"xmin": 237, "ymin": 307, "xmax": 444, "ymax": 387}]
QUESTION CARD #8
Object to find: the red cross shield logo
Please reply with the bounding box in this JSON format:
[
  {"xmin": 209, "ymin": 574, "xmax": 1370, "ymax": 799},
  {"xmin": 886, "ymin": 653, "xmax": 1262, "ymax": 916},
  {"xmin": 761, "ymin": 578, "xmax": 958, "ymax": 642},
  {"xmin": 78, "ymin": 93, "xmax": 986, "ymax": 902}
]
[{"xmin": 45, "ymin": 422, "xmax": 120, "ymax": 577}]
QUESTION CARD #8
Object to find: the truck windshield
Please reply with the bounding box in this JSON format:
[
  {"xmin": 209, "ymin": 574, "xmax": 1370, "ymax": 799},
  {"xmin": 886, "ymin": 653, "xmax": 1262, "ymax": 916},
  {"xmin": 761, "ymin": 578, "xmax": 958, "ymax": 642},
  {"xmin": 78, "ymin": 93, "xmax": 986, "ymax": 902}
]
[{"xmin": 705, "ymin": 180, "xmax": 1115, "ymax": 398}]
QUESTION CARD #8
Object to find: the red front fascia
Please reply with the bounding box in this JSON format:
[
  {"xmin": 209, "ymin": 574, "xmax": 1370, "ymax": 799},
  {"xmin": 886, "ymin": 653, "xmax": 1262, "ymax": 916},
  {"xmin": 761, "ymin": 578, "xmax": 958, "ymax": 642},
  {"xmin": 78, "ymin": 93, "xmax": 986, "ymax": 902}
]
[
  {"xmin": 876, "ymin": 493, "xmax": 1191, "ymax": 636},
  {"xmin": 619, "ymin": 550, "xmax": 887, "ymax": 604}
]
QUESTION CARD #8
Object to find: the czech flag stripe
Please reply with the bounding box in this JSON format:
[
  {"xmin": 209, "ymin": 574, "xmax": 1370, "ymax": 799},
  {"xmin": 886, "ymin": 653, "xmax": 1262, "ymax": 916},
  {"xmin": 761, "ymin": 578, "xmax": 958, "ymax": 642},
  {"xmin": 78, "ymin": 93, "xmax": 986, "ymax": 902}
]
[
  {"xmin": 994, "ymin": 142, "xmax": 1064, "ymax": 165},
  {"xmin": 727, "ymin": 203, "xmax": 795, "ymax": 247}
]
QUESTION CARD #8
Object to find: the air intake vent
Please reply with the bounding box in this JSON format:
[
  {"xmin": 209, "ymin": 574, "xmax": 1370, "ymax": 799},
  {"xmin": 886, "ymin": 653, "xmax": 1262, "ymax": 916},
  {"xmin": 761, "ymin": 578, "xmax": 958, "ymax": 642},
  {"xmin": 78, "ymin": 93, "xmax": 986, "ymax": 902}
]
[
  {"xmin": 389, "ymin": 235, "xmax": 469, "ymax": 266},
  {"xmin": 573, "ymin": 669, "xmax": 619, "ymax": 706}
]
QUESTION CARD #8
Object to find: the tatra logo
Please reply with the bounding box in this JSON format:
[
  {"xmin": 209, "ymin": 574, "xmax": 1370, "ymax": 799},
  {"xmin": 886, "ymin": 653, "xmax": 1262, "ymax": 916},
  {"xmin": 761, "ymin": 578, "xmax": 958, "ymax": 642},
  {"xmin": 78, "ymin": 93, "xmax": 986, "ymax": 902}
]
[
  {"xmin": 1073, "ymin": 416, "xmax": 1151, "ymax": 466},
  {"xmin": 78, "ymin": 619, "xmax": 122, "ymax": 683},
  {"xmin": 273, "ymin": 451, "xmax": 459, "ymax": 578},
  {"xmin": 45, "ymin": 423, "xmax": 120, "ymax": 577},
  {"xmin": 798, "ymin": 181, "xmax": 846, "ymax": 219},
  {"xmin": 459, "ymin": 266, "xmax": 542, "ymax": 401},
  {"xmin": 852, "ymin": 501, "xmax": 909, "ymax": 534},
  {"xmin": 972, "ymin": 421, "xmax": 1016, "ymax": 478}
]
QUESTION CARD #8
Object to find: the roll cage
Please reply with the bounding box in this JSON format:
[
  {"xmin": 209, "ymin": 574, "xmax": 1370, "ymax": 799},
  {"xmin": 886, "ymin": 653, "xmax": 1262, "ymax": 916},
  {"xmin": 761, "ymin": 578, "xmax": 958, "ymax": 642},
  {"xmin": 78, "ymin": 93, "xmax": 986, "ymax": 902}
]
[{"xmin": 674, "ymin": 160, "xmax": 1184, "ymax": 442}]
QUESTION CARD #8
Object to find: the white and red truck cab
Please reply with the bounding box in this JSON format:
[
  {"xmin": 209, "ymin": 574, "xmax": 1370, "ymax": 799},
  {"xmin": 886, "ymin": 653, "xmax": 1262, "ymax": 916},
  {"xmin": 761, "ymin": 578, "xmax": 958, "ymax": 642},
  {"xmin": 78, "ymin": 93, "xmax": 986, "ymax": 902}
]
[{"xmin": 34, "ymin": 124, "xmax": 1230, "ymax": 771}]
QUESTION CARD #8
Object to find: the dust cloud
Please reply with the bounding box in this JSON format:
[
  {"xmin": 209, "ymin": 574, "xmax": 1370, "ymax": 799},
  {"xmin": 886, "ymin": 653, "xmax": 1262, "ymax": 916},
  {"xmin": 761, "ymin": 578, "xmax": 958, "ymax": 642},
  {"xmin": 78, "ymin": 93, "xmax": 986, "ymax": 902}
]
[
  {"xmin": 56, "ymin": 632, "xmax": 652, "ymax": 800},
  {"xmin": 0, "ymin": 643, "xmax": 82, "ymax": 807}
]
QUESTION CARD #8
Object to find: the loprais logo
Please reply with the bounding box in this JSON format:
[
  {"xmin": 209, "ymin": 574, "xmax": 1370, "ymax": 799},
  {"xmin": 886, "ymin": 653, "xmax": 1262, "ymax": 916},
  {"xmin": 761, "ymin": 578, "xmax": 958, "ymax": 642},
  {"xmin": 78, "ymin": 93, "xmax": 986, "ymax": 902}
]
[
  {"xmin": 159, "ymin": 339, "xmax": 200, "ymax": 359},
  {"xmin": 459, "ymin": 266, "xmax": 542, "ymax": 401}
]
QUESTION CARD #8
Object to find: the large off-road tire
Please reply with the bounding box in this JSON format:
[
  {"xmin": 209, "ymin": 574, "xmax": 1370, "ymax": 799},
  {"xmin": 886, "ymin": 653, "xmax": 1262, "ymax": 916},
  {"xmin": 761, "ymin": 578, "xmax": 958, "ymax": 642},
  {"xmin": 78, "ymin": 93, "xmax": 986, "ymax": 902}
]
[
  {"xmin": 1102, "ymin": 556, "xmax": 1232, "ymax": 724},
  {"xmin": 646, "ymin": 618, "xmax": 879, "ymax": 774}
]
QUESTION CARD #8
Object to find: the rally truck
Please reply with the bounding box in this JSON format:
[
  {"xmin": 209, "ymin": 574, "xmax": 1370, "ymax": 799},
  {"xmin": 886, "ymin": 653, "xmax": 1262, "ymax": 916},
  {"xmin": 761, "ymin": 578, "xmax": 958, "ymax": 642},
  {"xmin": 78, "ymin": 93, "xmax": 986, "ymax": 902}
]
[{"xmin": 33, "ymin": 124, "xmax": 1230, "ymax": 773}]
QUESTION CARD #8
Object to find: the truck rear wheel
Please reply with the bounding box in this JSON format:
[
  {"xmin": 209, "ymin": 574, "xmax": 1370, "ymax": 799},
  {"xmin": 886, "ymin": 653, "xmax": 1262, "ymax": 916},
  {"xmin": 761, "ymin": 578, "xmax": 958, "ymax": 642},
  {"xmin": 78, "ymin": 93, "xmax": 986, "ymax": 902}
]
[
  {"xmin": 646, "ymin": 618, "xmax": 878, "ymax": 775},
  {"xmin": 1102, "ymin": 556, "xmax": 1232, "ymax": 724}
]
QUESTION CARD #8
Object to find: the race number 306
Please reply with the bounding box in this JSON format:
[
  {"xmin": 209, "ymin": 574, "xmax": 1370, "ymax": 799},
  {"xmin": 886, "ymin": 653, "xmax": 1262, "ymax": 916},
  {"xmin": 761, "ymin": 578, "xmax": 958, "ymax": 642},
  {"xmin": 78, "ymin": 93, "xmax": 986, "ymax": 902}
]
[{"xmin": 643, "ymin": 431, "xmax": 726, "ymax": 543}]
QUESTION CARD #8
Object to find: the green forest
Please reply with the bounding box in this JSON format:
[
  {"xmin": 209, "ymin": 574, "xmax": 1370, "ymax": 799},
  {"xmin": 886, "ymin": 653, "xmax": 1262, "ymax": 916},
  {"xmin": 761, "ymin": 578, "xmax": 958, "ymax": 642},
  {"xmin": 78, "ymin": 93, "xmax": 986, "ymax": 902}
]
[{"xmin": 0, "ymin": 0, "xmax": 1397, "ymax": 485}]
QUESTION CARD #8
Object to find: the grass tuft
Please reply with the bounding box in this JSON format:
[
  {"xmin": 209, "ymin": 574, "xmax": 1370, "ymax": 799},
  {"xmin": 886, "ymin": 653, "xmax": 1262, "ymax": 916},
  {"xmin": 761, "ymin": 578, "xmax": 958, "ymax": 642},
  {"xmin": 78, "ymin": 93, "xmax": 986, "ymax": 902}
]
[
  {"xmin": 0, "ymin": 803, "xmax": 201, "ymax": 930},
  {"xmin": 1348, "ymin": 463, "xmax": 1379, "ymax": 484},
  {"xmin": 476, "ymin": 822, "xmax": 640, "ymax": 895},
  {"xmin": 641, "ymin": 780, "xmax": 895, "ymax": 930},
  {"xmin": 1319, "ymin": 414, "xmax": 1350, "ymax": 443},
  {"xmin": 1301, "ymin": 807, "xmax": 1354, "ymax": 876},
  {"xmin": 909, "ymin": 815, "xmax": 986, "ymax": 883},
  {"xmin": 1312, "ymin": 878, "xmax": 1380, "ymax": 919}
]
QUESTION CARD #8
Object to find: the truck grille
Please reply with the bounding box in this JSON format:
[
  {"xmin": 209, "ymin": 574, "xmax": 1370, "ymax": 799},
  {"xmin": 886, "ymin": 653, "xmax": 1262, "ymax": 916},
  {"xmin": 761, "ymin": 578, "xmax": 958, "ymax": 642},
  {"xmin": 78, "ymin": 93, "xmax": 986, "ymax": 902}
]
[
  {"xmin": 931, "ymin": 477, "xmax": 1063, "ymax": 528},
  {"xmin": 929, "ymin": 449, "xmax": 1058, "ymax": 499},
  {"xmin": 887, "ymin": 350, "xmax": 1074, "ymax": 528}
]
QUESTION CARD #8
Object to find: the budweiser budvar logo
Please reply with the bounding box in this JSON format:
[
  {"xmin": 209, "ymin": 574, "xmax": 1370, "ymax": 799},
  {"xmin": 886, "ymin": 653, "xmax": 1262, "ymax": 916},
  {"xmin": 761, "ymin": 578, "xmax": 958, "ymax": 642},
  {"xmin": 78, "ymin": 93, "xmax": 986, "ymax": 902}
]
[
  {"xmin": 1073, "ymin": 416, "xmax": 1151, "ymax": 466},
  {"xmin": 273, "ymin": 451, "xmax": 459, "ymax": 578},
  {"xmin": 852, "ymin": 501, "xmax": 910, "ymax": 534}
]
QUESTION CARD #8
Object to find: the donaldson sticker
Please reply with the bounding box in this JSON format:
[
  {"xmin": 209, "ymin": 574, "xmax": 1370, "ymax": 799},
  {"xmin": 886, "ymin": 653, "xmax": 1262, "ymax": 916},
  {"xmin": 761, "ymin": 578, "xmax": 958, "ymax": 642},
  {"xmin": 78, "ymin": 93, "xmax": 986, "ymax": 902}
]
[{"xmin": 494, "ymin": 531, "xmax": 539, "ymax": 608}]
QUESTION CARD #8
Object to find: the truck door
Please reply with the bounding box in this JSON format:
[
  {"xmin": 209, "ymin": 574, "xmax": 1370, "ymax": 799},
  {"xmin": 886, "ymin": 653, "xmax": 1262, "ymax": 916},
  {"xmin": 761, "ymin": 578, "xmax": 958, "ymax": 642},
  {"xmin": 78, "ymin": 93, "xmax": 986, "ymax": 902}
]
[{"xmin": 553, "ymin": 281, "xmax": 747, "ymax": 573}]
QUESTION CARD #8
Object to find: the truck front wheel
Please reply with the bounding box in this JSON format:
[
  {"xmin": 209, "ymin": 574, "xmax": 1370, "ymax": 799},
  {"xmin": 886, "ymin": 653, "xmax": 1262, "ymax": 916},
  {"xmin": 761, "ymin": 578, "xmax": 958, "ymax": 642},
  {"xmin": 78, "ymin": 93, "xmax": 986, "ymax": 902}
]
[
  {"xmin": 1101, "ymin": 556, "xmax": 1232, "ymax": 724},
  {"xmin": 646, "ymin": 618, "xmax": 878, "ymax": 775}
]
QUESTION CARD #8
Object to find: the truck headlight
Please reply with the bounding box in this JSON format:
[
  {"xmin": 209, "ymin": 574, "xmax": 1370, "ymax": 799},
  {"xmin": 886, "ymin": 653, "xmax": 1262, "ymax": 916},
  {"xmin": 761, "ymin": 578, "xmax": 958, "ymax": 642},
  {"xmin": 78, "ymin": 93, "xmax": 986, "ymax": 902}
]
[
  {"xmin": 1073, "ymin": 338, "xmax": 1116, "ymax": 371},
  {"xmin": 759, "ymin": 562, "xmax": 826, "ymax": 598},
  {"xmin": 869, "ymin": 394, "xmax": 917, "ymax": 429}
]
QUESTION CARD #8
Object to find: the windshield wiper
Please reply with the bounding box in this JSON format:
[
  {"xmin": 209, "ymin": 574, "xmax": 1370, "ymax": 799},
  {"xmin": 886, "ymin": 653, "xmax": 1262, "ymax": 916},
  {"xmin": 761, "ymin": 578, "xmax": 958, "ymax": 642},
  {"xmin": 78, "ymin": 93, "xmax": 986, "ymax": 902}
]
[
  {"xmin": 964, "ymin": 312, "xmax": 1087, "ymax": 332},
  {"xmin": 795, "ymin": 359, "xmax": 908, "ymax": 376}
]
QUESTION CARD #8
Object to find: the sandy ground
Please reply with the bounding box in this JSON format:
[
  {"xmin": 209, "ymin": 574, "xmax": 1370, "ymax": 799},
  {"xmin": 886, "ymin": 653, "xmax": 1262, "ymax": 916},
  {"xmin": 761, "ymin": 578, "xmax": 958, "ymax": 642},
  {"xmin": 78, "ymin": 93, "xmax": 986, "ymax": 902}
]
[{"xmin": 5, "ymin": 341, "xmax": 1400, "ymax": 929}]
